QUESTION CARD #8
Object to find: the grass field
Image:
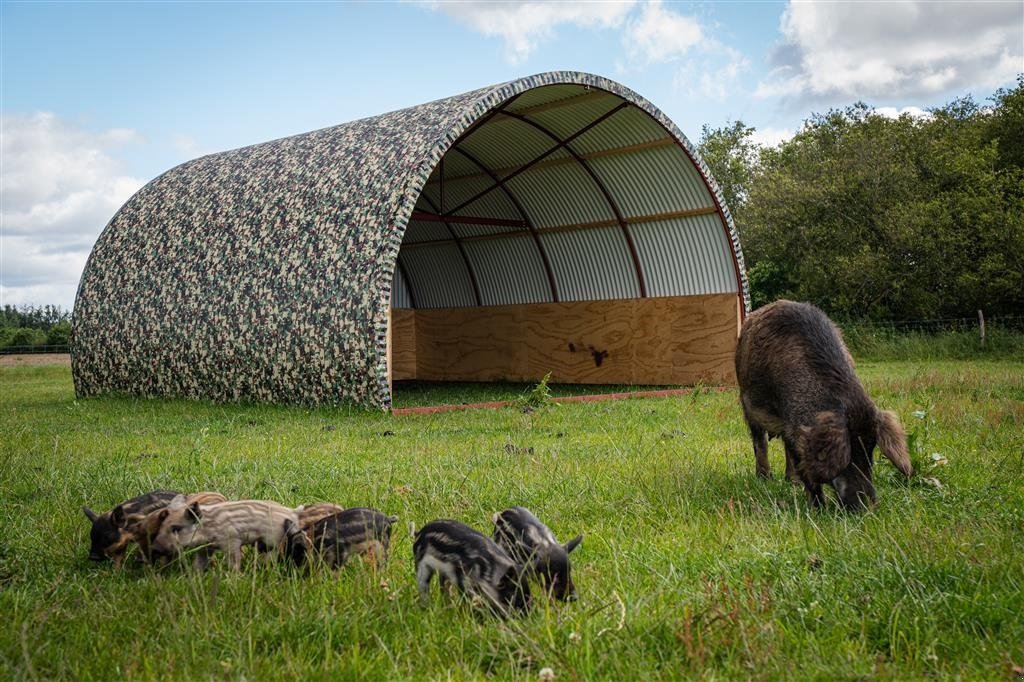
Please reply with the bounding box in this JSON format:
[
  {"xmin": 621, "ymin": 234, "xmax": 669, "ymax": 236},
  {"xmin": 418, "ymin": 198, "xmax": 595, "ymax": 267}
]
[{"xmin": 1, "ymin": 359, "xmax": 1022, "ymax": 680}]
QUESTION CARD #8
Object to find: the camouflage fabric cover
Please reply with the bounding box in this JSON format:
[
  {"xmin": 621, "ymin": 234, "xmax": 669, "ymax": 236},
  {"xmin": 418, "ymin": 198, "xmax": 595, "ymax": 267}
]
[{"xmin": 71, "ymin": 71, "xmax": 748, "ymax": 409}]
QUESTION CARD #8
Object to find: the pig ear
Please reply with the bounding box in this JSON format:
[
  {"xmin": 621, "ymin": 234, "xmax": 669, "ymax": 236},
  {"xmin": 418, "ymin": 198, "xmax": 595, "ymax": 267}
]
[
  {"xmin": 83, "ymin": 506, "xmax": 99, "ymax": 523},
  {"xmin": 167, "ymin": 494, "xmax": 187, "ymax": 510},
  {"xmin": 186, "ymin": 501, "xmax": 202, "ymax": 523},
  {"xmin": 154, "ymin": 509, "xmax": 170, "ymax": 527},
  {"xmin": 876, "ymin": 410, "xmax": 912, "ymax": 477},
  {"xmin": 565, "ymin": 534, "xmax": 583, "ymax": 554},
  {"xmin": 799, "ymin": 411, "xmax": 851, "ymax": 483},
  {"xmin": 111, "ymin": 506, "xmax": 128, "ymax": 528}
]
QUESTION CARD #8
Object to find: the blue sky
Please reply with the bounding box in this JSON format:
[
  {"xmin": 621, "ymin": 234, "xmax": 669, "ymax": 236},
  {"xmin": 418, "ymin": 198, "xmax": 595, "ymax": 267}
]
[{"xmin": 2, "ymin": 1, "xmax": 1021, "ymax": 309}]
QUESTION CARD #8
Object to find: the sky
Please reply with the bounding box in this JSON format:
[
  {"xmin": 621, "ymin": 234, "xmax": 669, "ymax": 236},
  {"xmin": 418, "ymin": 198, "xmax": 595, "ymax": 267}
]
[{"xmin": 2, "ymin": 0, "xmax": 1021, "ymax": 310}]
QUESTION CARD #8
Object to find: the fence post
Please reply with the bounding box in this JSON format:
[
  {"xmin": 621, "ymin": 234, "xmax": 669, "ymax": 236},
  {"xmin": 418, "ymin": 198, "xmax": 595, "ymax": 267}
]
[{"xmin": 977, "ymin": 309, "xmax": 986, "ymax": 348}]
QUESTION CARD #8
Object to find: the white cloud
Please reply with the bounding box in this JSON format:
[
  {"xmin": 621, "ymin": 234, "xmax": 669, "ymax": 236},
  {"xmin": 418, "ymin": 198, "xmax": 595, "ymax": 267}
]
[
  {"xmin": 623, "ymin": 0, "xmax": 703, "ymax": 65},
  {"xmin": 749, "ymin": 126, "xmax": 796, "ymax": 147},
  {"xmin": 757, "ymin": 1, "xmax": 1023, "ymax": 102},
  {"xmin": 671, "ymin": 47, "xmax": 750, "ymax": 101},
  {"xmin": 875, "ymin": 105, "xmax": 933, "ymax": 121},
  {"xmin": 422, "ymin": 0, "xmax": 635, "ymax": 63},
  {"xmin": 622, "ymin": 2, "xmax": 748, "ymax": 102},
  {"xmin": 1, "ymin": 112, "xmax": 145, "ymax": 309}
]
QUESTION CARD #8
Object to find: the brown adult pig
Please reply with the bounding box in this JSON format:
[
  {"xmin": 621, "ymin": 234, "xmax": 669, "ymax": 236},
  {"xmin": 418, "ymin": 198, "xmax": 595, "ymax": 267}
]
[{"xmin": 736, "ymin": 300, "xmax": 912, "ymax": 509}]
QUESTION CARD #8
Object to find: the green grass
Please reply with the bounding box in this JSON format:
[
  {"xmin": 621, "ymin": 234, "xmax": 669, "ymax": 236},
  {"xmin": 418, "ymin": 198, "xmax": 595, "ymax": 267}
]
[
  {"xmin": 1, "ymin": 360, "xmax": 1022, "ymax": 680},
  {"xmin": 840, "ymin": 325, "xmax": 1024, "ymax": 362}
]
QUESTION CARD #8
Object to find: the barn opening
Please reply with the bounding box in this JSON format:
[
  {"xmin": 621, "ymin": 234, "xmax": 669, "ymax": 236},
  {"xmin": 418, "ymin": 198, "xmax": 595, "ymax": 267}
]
[{"xmin": 388, "ymin": 84, "xmax": 745, "ymax": 400}]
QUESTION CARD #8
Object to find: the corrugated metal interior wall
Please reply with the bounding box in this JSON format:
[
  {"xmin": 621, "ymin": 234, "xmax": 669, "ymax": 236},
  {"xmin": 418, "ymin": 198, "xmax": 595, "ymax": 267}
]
[{"xmin": 393, "ymin": 84, "xmax": 739, "ymax": 309}]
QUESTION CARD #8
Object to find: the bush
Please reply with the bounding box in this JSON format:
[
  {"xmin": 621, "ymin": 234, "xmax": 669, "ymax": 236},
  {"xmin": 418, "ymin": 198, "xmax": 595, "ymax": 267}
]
[
  {"xmin": 46, "ymin": 321, "xmax": 72, "ymax": 347},
  {"xmin": 6, "ymin": 327, "xmax": 47, "ymax": 349}
]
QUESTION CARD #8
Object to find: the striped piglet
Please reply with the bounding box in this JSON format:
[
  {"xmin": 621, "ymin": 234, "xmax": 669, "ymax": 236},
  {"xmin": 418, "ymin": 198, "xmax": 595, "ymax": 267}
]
[
  {"xmin": 83, "ymin": 490, "xmax": 180, "ymax": 565},
  {"xmin": 414, "ymin": 519, "xmax": 531, "ymax": 617},
  {"xmin": 309, "ymin": 507, "xmax": 398, "ymax": 568},
  {"xmin": 124, "ymin": 492, "xmax": 228, "ymax": 564},
  {"xmin": 151, "ymin": 499, "xmax": 306, "ymax": 571},
  {"xmin": 493, "ymin": 507, "xmax": 582, "ymax": 601}
]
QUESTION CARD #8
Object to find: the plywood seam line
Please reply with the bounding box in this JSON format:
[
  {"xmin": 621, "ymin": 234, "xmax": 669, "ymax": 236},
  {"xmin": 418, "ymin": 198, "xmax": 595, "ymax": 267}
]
[
  {"xmin": 417, "ymin": 193, "xmax": 483, "ymax": 307},
  {"xmin": 499, "ymin": 106, "xmax": 649, "ymax": 298},
  {"xmin": 395, "ymin": 255, "xmax": 418, "ymax": 309},
  {"xmin": 451, "ymin": 146, "xmax": 559, "ymax": 303},
  {"xmin": 442, "ymin": 102, "xmax": 631, "ymax": 218}
]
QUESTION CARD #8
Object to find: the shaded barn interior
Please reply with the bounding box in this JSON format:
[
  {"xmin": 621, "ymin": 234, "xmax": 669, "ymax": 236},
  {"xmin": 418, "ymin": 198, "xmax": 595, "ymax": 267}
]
[{"xmin": 388, "ymin": 84, "xmax": 744, "ymax": 389}]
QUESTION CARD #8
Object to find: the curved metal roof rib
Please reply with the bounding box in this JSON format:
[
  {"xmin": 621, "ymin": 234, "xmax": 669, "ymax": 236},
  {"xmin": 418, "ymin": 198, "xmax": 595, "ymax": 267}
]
[{"xmin": 73, "ymin": 72, "xmax": 748, "ymax": 409}]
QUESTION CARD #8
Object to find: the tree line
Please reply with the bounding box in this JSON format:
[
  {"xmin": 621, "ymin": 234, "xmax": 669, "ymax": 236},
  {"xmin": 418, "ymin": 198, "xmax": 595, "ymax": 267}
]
[
  {"xmin": 698, "ymin": 75, "xmax": 1023, "ymax": 321},
  {"xmin": 0, "ymin": 305, "xmax": 72, "ymax": 350}
]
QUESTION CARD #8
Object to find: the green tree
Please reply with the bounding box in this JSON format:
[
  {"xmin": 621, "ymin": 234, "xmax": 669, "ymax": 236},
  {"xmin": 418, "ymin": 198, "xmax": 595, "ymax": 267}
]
[
  {"xmin": 46, "ymin": 321, "xmax": 72, "ymax": 347},
  {"xmin": 697, "ymin": 120, "xmax": 759, "ymax": 216},
  {"xmin": 739, "ymin": 80, "xmax": 1024, "ymax": 320},
  {"xmin": 8, "ymin": 328, "xmax": 47, "ymax": 349}
]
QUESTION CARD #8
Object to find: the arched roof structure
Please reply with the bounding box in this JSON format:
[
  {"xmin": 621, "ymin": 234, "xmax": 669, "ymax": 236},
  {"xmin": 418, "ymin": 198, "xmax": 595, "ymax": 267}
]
[{"xmin": 72, "ymin": 72, "xmax": 749, "ymax": 409}]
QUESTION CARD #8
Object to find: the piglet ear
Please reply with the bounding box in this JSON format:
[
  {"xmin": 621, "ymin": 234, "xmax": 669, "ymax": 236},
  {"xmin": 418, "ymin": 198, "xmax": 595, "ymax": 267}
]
[
  {"xmin": 186, "ymin": 501, "xmax": 202, "ymax": 523},
  {"xmin": 83, "ymin": 506, "xmax": 99, "ymax": 523},
  {"xmin": 167, "ymin": 494, "xmax": 187, "ymax": 510},
  {"xmin": 565, "ymin": 534, "xmax": 583, "ymax": 554},
  {"xmin": 111, "ymin": 506, "xmax": 128, "ymax": 528}
]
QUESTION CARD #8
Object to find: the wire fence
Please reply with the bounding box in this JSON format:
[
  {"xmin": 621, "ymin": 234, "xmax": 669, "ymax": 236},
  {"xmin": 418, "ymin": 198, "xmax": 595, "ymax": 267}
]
[
  {"xmin": 837, "ymin": 314, "xmax": 1024, "ymax": 334},
  {"xmin": 0, "ymin": 315, "xmax": 1021, "ymax": 356},
  {"xmin": 0, "ymin": 344, "xmax": 70, "ymax": 355}
]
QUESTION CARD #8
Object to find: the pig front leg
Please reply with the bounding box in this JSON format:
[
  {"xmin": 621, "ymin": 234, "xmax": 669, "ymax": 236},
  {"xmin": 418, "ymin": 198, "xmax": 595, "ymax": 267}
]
[
  {"xmin": 743, "ymin": 411, "xmax": 770, "ymax": 478},
  {"xmin": 192, "ymin": 548, "xmax": 212, "ymax": 572},
  {"xmin": 783, "ymin": 440, "xmax": 801, "ymax": 483},
  {"xmin": 225, "ymin": 541, "xmax": 244, "ymax": 571},
  {"xmin": 416, "ymin": 561, "xmax": 436, "ymax": 605}
]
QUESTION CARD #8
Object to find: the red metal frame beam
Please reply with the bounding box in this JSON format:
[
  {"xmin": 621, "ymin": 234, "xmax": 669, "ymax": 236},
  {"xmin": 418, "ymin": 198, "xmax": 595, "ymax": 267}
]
[
  {"xmin": 499, "ymin": 107, "xmax": 648, "ymax": 298},
  {"xmin": 411, "ymin": 211, "xmax": 527, "ymax": 229},
  {"xmin": 451, "ymin": 147, "xmax": 560, "ymax": 303},
  {"xmin": 417, "ymin": 193, "xmax": 483, "ymax": 307},
  {"xmin": 443, "ymin": 102, "xmax": 630, "ymax": 218}
]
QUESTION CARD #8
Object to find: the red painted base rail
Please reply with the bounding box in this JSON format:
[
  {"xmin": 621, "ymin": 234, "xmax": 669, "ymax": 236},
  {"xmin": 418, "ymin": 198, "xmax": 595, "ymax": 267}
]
[{"xmin": 391, "ymin": 386, "xmax": 732, "ymax": 416}]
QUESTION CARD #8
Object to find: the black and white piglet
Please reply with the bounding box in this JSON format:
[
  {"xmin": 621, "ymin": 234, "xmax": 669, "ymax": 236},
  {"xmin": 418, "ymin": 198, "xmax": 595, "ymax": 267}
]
[
  {"xmin": 309, "ymin": 507, "xmax": 398, "ymax": 568},
  {"xmin": 413, "ymin": 519, "xmax": 531, "ymax": 617},
  {"xmin": 492, "ymin": 507, "xmax": 582, "ymax": 601}
]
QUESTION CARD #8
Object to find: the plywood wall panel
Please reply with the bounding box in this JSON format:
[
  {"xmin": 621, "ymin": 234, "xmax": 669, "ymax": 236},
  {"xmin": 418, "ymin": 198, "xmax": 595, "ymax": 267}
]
[
  {"xmin": 389, "ymin": 293, "xmax": 739, "ymax": 385},
  {"xmin": 390, "ymin": 309, "xmax": 417, "ymax": 380}
]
